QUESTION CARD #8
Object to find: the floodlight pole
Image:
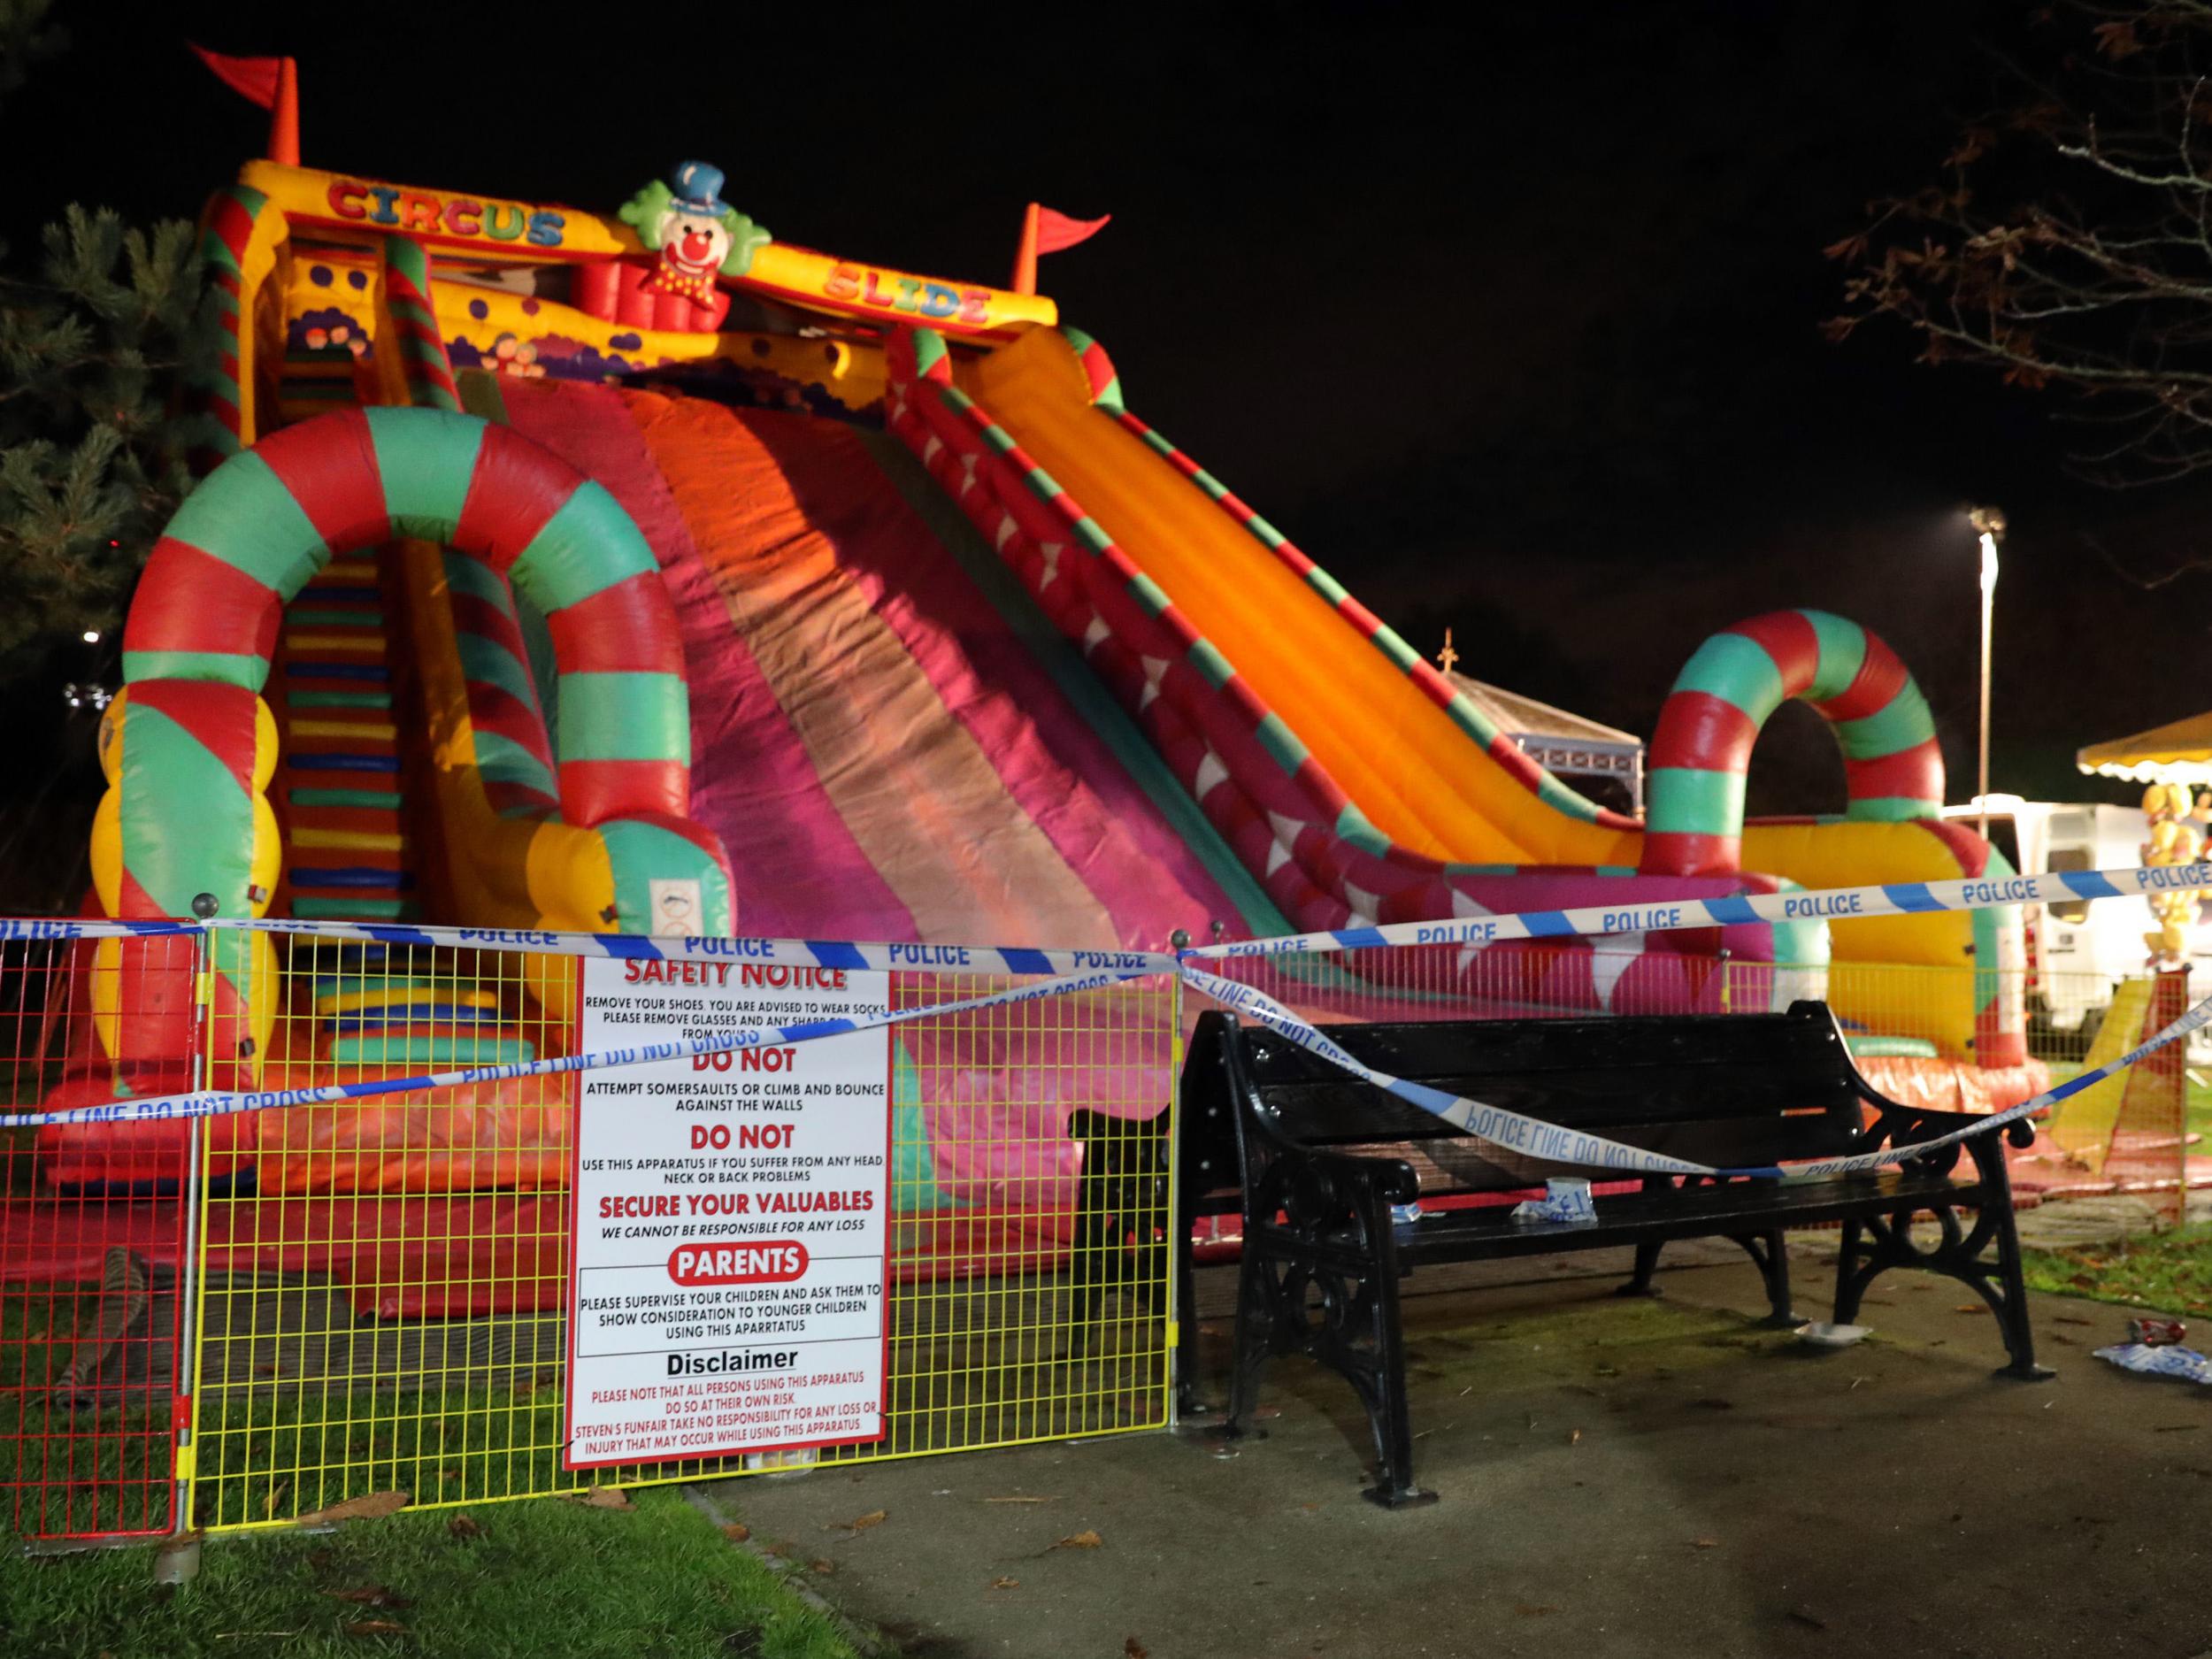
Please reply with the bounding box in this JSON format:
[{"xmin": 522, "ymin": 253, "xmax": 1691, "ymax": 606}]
[
  {"xmin": 1969, "ymin": 509, "xmax": 2005, "ymax": 842},
  {"xmin": 1978, "ymin": 531, "xmax": 1998, "ymax": 842}
]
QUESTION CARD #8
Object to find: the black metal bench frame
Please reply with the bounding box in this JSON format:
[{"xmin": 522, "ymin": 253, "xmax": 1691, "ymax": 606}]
[{"xmin": 1080, "ymin": 1000, "xmax": 2049, "ymax": 1509}]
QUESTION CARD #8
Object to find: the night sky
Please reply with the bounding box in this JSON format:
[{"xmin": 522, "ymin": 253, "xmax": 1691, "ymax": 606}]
[{"xmin": 11, "ymin": 0, "xmax": 2197, "ymax": 823}]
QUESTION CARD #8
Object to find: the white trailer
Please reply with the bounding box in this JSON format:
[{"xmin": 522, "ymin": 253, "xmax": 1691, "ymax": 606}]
[{"xmin": 1939, "ymin": 795, "xmax": 2194, "ymax": 1036}]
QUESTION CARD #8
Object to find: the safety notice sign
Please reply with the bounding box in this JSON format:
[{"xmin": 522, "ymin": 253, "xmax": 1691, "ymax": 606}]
[{"xmin": 563, "ymin": 955, "xmax": 893, "ymax": 1470}]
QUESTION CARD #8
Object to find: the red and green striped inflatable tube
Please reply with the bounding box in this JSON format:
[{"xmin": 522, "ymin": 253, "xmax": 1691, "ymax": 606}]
[
  {"xmin": 379, "ymin": 235, "xmax": 462, "ymax": 413},
  {"xmin": 1642, "ymin": 610, "xmax": 1942, "ymax": 877},
  {"xmin": 120, "ymin": 406, "xmax": 725, "ymax": 927},
  {"xmin": 180, "ymin": 183, "xmax": 287, "ymax": 476}
]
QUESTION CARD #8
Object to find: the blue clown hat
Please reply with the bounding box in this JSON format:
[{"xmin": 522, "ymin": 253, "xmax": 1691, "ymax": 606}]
[{"xmin": 670, "ymin": 160, "xmax": 726, "ymax": 215}]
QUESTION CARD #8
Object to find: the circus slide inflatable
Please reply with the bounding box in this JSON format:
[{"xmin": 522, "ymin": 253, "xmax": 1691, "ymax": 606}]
[{"xmin": 34, "ymin": 148, "xmax": 2031, "ymax": 1237}]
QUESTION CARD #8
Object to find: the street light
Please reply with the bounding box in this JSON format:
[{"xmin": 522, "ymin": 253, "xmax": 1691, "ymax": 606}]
[{"xmin": 1968, "ymin": 506, "xmax": 2007, "ymax": 841}]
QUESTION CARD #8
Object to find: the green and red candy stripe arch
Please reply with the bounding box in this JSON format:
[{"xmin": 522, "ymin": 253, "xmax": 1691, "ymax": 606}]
[
  {"xmin": 119, "ymin": 405, "xmax": 729, "ymax": 943},
  {"xmin": 1640, "ymin": 610, "xmax": 1943, "ymax": 878}
]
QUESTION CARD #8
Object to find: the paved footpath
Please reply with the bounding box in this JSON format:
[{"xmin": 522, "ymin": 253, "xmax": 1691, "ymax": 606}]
[{"xmin": 703, "ymin": 1247, "xmax": 2212, "ymax": 1659}]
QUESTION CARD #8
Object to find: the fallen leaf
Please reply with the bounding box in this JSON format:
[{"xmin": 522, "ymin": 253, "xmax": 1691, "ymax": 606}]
[
  {"xmin": 1053, "ymin": 1530, "xmax": 1104, "ymax": 1550},
  {"xmin": 1693, "ymin": 1538, "xmax": 1719, "ymax": 1549},
  {"xmin": 447, "ymin": 1514, "xmax": 481, "ymax": 1540},
  {"xmin": 722, "ymin": 1523, "xmax": 751, "ymax": 1544},
  {"xmin": 261, "ymin": 1482, "xmax": 290, "ymax": 1520},
  {"xmin": 2054, "ymin": 1315, "xmax": 2094, "ymax": 1326},
  {"xmin": 326, "ymin": 1586, "xmax": 414, "ymax": 1610},
  {"xmin": 1125, "ymin": 1640, "xmax": 1148, "ymax": 1658},
  {"xmin": 1298, "ymin": 1502, "xmax": 1321, "ymax": 1513},
  {"xmin": 1568, "ymin": 1428, "xmax": 1582, "ymax": 1447},
  {"xmin": 1514, "ymin": 1604, "xmax": 1557, "ymax": 1617},
  {"xmin": 810, "ymin": 1559, "xmax": 836, "ymax": 1575},
  {"xmin": 342, "ymin": 1621, "xmax": 407, "ymax": 1637},
  {"xmin": 296, "ymin": 1491, "xmax": 409, "ymax": 1526},
  {"xmin": 1954, "ymin": 1304, "xmax": 1989, "ymax": 1316},
  {"xmin": 565, "ymin": 1487, "xmax": 634, "ymax": 1510},
  {"xmin": 827, "ymin": 1509, "xmax": 887, "ymax": 1533},
  {"xmin": 990, "ymin": 1577, "xmax": 1019, "ymax": 1591}
]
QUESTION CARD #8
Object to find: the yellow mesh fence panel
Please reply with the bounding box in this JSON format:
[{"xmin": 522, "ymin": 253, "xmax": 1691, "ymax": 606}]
[{"xmin": 182, "ymin": 940, "xmax": 1177, "ymax": 1534}]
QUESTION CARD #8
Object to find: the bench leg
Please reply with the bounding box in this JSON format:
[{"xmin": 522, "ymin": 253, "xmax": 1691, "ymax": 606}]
[
  {"xmin": 1975, "ymin": 1154, "xmax": 2055, "ymax": 1382},
  {"xmin": 1833, "ymin": 1217, "xmax": 1868, "ymax": 1325},
  {"xmin": 1175, "ymin": 1213, "xmax": 1210, "ymax": 1417},
  {"xmin": 1730, "ymin": 1229, "xmax": 1801, "ymax": 1328},
  {"xmin": 1834, "ymin": 1175, "xmax": 2053, "ymax": 1381},
  {"xmin": 1219, "ymin": 1246, "xmax": 1279, "ymax": 1443},
  {"xmin": 1356, "ymin": 1258, "xmax": 1436, "ymax": 1509},
  {"xmin": 1614, "ymin": 1240, "xmax": 1663, "ymax": 1299}
]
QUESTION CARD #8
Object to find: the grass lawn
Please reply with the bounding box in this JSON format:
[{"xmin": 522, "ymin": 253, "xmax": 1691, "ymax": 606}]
[
  {"xmin": 2021, "ymin": 1221, "xmax": 2212, "ymax": 1318},
  {"xmin": 0, "ymin": 1486, "xmax": 858, "ymax": 1659}
]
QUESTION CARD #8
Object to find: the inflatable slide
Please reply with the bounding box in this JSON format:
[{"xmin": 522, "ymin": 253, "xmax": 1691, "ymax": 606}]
[{"xmin": 32, "ymin": 146, "xmax": 2032, "ymax": 1235}]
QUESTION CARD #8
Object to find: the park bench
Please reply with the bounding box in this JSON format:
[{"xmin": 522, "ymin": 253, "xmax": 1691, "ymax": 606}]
[{"xmin": 1159, "ymin": 1000, "xmax": 2048, "ymax": 1507}]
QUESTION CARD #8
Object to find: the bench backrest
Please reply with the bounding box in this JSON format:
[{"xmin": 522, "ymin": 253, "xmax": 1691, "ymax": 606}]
[{"xmin": 1183, "ymin": 1001, "xmax": 1878, "ymax": 1192}]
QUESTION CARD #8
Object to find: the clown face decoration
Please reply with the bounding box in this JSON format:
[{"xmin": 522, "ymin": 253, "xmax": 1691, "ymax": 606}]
[{"xmin": 644, "ymin": 160, "xmax": 733, "ymax": 307}]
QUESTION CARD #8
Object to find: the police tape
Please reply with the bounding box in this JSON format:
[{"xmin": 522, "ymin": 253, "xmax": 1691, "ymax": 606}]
[
  {"xmin": 1180, "ymin": 861, "xmax": 2212, "ymax": 959},
  {"xmin": 1176, "ymin": 960, "xmax": 2212, "ymax": 1179},
  {"xmin": 12, "ymin": 860, "xmax": 2197, "ymax": 964},
  {"xmin": 6, "ymin": 866, "xmax": 2205, "ymax": 1172},
  {"xmin": 0, "ymin": 913, "xmax": 1177, "ymax": 979},
  {"xmin": 0, "ymin": 963, "xmax": 1157, "ymax": 1129}
]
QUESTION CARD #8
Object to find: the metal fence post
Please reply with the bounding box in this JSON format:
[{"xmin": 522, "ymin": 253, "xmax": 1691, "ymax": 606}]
[
  {"xmin": 1165, "ymin": 930, "xmax": 1189, "ymax": 1431},
  {"xmin": 154, "ymin": 893, "xmax": 220, "ymax": 1583}
]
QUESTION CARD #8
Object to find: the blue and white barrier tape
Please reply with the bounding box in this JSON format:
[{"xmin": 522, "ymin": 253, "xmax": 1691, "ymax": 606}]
[
  {"xmin": 10, "ymin": 864, "xmax": 2206, "ymax": 1178},
  {"xmin": 1179, "ymin": 961, "xmax": 2212, "ymax": 1179},
  {"xmin": 0, "ymin": 964, "xmax": 1156, "ymax": 1129},
  {"xmin": 1182, "ymin": 862, "xmax": 2212, "ymax": 959},
  {"xmin": 0, "ymin": 913, "xmax": 1177, "ymax": 979}
]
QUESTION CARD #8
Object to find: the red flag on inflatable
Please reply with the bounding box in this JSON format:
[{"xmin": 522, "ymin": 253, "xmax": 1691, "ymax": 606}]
[
  {"xmin": 188, "ymin": 45, "xmax": 300, "ymax": 165},
  {"xmin": 1011, "ymin": 203, "xmax": 1111, "ymax": 295},
  {"xmin": 188, "ymin": 44, "xmax": 281, "ymax": 107},
  {"xmin": 1034, "ymin": 207, "xmax": 1111, "ymax": 255}
]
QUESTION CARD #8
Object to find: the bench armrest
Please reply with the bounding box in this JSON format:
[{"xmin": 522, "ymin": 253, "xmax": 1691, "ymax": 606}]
[
  {"xmin": 1292, "ymin": 1143, "xmax": 1423, "ymax": 1208},
  {"xmin": 1862, "ymin": 1097, "xmax": 2035, "ymax": 1180}
]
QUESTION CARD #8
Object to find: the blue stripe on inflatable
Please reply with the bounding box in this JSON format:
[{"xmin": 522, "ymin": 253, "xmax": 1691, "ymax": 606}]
[
  {"xmin": 285, "ymin": 664, "xmax": 389, "ymax": 682},
  {"xmin": 291, "ymin": 867, "xmax": 416, "ymax": 890},
  {"xmin": 289, "ymin": 753, "xmax": 402, "ymax": 773}
]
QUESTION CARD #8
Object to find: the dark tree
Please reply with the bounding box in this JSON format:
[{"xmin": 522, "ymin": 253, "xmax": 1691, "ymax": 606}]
[
  {"xmin": 0, "ymin": 0, "xmax": 203, "ymax": 687},
  {"xmin": 1832, "ymin": 3, "xmax": 2212, "ymax": 491}
]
